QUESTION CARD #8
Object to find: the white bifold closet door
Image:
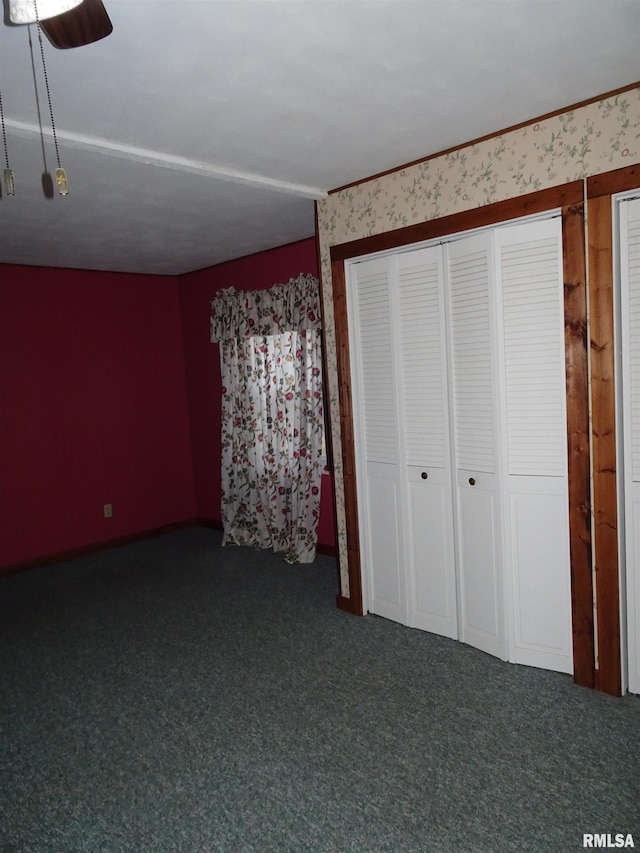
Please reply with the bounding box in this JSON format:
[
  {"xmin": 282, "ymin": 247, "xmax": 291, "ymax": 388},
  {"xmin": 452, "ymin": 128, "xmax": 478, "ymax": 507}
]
[
  {"xmin": 495, "ymin": 218, "xmax": 573, "ymax": 673},
  {"xmin": 395, "ymin": 248, "xmax": 458, "ymax": 639},
  {"xmin": 348, "ymin": 214, "xmax": 573, "ymax": 674},
  {"xmin": 447, "ymin": 232, "xmax": 506, "ymax": 661},
  {"xmin": 350, "ymin": 255, "xmax": 406, "ymax": 625},
  {"xmin": 619, "ymin": 195, "xmax": 640, "ymax": 695}
]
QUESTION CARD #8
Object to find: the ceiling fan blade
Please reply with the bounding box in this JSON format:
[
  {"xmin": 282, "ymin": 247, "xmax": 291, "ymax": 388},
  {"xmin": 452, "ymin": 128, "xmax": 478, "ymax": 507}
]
[{"xmin": 40, "ymin": 0, "xmax": 113, "ymax": 49}]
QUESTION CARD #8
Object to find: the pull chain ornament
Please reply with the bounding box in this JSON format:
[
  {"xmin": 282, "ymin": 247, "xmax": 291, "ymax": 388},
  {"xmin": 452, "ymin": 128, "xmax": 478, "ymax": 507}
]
[
  {"xmin": 55, "ymin": 167, "xmax": 68, "ymax": 195},
  {"xmin": 0, "ymin": 88, "xmax": 15, "ymax": 196},
  {"xmin": 34, "ymin": 0, "xmax": 68, "ymax": 195}
]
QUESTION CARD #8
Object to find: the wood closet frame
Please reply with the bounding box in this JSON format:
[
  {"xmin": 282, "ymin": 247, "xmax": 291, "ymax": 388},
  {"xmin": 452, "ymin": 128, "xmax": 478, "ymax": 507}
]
[{"xmin": 328, "ymin": 165, "xmax": 640, "ymax": 696}]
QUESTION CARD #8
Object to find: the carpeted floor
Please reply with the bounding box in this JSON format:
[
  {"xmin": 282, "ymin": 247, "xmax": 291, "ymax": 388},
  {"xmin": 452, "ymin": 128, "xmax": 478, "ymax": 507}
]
[{"xmin": 1, "ymin": 526, "xmax": 638, "ymax": 852}]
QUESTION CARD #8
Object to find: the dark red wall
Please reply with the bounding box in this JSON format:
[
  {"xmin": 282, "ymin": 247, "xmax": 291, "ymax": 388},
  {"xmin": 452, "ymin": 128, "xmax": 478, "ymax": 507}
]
[
  {"xmin": 0, "ymin": 239, "xmax": 336, "ymax": 569},
  {"xmin": 0, "ymin": 265, "xmax": 196, "ymax": 567},
  {"xmin": 180, "ymin": 238, "xmax": 336, "ymax": 549}
]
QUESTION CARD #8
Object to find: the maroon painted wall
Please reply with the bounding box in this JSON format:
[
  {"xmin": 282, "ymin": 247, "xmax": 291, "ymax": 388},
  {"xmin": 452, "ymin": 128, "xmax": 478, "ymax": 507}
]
[
  {"xmin": 180, "ymin": 238, "xmax": 336, "ymax": 549},
  {"xmin": 0, "ymin": 238, "xmax": 336, "ymax": 570},
  {"xmin": 0, "ymin": 265, "xmax": 196, "ymax": 567}
]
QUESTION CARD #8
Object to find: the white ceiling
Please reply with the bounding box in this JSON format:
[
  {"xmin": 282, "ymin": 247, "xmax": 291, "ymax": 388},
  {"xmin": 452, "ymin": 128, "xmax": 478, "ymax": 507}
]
[{"xmin": 0, "ymin": 0, "xmax": 638, "ymax": 276}]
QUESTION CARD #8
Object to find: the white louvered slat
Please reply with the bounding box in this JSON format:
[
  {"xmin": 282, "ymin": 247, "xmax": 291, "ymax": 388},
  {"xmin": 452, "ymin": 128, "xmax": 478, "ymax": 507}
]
[
  {"xmin": 353, "ymin": 261, "xmax": 397, "ymax": 464},
  {"xmin": 448, "ymin": 239, "xmax": 495, "ymax": 473},
  {"xmin": 397, "ymin": 248, "xmax": 447, "ymax": 468},
  {"xmin": 629, "ymin": 217, "xmax": 640, "ymax": 482},
  {"xmin": 500, "ymin": 230, "xmax": 566, "ymax": 476}
]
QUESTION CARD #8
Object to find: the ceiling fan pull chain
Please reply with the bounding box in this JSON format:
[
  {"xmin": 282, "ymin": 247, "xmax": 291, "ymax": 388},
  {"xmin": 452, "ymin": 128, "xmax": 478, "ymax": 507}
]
[
  {"xmin": 0, "ymin": 88, "xmax": 15, "ymax": 196},
  {"xmin": 34, "ymin": 0, "xmax": 69, "ymax": 195}
]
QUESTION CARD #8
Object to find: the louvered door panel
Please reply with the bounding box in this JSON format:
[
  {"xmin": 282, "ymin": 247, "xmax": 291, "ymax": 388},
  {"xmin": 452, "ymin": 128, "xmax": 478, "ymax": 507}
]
[
  {"xmin": 447, "ymin": 233, "xmax": 506, "ymax": 661},
  {"xmin": 497, "ymin": 217, "xmax": 572, "ymax": 674},
  {"xmin": 396, "ymin": 248, "xmax": 457, "ymax": 639},
  {"xmin": 353, "ymin": 263, "xmax": 397, "ymax": 465},
  {"xmin": 448, "ymin": 238, "xmax": 495, "ymax": 474},
  {"xmin": 350, "ymin": 257, "xmax": 405, "ymax": 624},
  {"xmin": 397, "ymin": 248, "xmax": 447, "ymax": 469},
  {"xmin": 620, "ymin": 196, "xmax": 640, "ymax": 695},
  {"xmin": 501, "ymin": 230, "xmax": 566, "ymax": 476}
]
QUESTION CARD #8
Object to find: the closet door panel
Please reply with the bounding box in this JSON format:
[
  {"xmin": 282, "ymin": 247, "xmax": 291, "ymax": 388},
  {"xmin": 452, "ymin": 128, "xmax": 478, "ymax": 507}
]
[
  {"xmin": 407, "ymin": 467, "xmax": 457, "ymax": 637},
  {"xmin": 396, "ymin": 248, "xmax": 448, "ymax": 469},
  {"xmin": 632, "ymin": 499, "xmax": 640, "ymax": 694},
  {"xmin": 350, "ymin": 257, "xmax": 405, "ymax": 624},
  {"xmin": 500, "ymin": 222, "xmax": 567, "ymax": 476},
  {"xmin": 396, "ymin": 248, "xmax": 457, "ymax": 638},
  {"xmin": 508, "ymin": 481, "xmax": 573, "ymax": 672},
  {"xmin": 457, "ymin": 470, "xmax": 505, "ymax": 658},
  {"xmin": 448, "ymin": 234, "xmax": 506, "ymax": 660},
  {"xmin": 497, "ymin": 218, "xmax": 572, "ymax": 673},
  {"xmin": 620, "ymin": 196, "xmax": 640, "ymax": 694},
  {"xmin": 448, "ymin": 237, "xmax": 496, "ymax": 475},
  {"xmin": 366, "ymin": 462, "xmax": 404, "ymax": 623}
]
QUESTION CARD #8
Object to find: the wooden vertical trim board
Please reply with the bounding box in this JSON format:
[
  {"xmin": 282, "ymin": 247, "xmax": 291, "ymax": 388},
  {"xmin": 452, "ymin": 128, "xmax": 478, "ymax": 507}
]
[
  {"xmin": 331, "ymin": 258, "xmax": 364, "ymax": 615},
  {"xmin": 585, "ymin": 165, "xmax": 640, "ymax": 695},
  {"xmin": 562, "ymin": 203, "xmax": 596, "ymax": 688},
  {"xmin": 588, "ymin": 195, "xmax": 622, "ymax": 696},
  {"xmin": 336, "ymin": 593, "xmax": 361, "ymax": 615}
]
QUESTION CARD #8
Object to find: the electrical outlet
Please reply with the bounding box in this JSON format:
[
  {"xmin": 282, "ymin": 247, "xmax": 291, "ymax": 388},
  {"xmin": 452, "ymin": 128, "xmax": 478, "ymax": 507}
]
[{"xmin": 103, "ymin": 503, "xmax": 113, "ymax": 518}]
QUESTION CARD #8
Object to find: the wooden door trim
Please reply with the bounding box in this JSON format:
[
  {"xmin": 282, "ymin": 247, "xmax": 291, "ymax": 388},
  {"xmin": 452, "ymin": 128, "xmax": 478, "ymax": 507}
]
[
  {"xmin": 587, "ymin": 194, "xmax": 621, "ymax": 695},
  {"xmin": 584, "ymin": 165, "xmax": 640, "ymax": 695},
  {"xmin": 587, "ymin": 164, "xmax": 640, "ymax": 200},
  {"xmin": 332, "ymin": 258, "xmax": 364, "ymax": 614},
  {"xmin": 562, "ymin": 203, "xmax": 596, "ymax": 688}
]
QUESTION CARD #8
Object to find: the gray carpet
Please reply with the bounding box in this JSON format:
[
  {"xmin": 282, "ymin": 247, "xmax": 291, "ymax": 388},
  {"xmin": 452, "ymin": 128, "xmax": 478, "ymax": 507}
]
[{"xmin": 1, "ymin": 527, "xmax": 638, "ymax": 853}]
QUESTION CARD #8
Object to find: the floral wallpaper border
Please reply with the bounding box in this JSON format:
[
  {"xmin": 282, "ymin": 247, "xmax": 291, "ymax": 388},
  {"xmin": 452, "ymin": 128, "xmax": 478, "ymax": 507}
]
[{"xmin": 317, "ymin": 87, "xmax": 640, "ymax": 598}]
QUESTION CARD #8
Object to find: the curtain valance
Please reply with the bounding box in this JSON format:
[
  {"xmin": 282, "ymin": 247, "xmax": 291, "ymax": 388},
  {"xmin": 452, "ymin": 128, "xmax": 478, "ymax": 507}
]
[{"xmin": 210, "ymin": 273, "xmax": 321, "ymax": 343}]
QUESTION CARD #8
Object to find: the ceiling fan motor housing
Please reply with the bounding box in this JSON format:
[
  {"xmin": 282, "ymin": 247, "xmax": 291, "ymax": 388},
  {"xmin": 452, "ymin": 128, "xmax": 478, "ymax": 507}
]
[{"xmin": 8, "ymin": 0, "xmax": 84, "ymax": 25}]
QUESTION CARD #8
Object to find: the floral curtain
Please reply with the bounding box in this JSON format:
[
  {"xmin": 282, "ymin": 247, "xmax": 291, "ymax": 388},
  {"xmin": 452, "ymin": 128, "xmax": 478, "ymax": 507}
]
[{"xmin": 210, "ymin": 274, "xmax": 324, "ymax": 563}]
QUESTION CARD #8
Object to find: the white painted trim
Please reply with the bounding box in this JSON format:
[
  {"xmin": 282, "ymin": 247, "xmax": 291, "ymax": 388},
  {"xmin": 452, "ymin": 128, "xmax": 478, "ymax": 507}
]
[
  {"xmin": 5, "ymin": 118, "xmax": 328, "ymax": 200},
  {"xmin": 615, "ymin": 191, "xmax": 640, "ymax": 695}
]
